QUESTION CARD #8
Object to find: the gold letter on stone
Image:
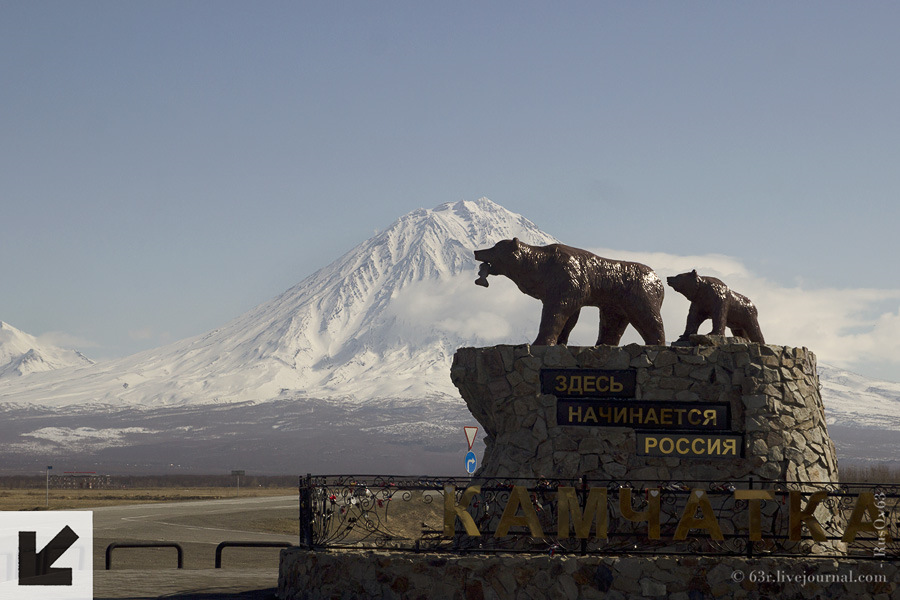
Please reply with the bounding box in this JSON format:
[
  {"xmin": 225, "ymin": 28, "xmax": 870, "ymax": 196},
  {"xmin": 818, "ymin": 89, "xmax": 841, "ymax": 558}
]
[
  {"xmin": 495, "ymin": 485, "xmax": 544, "ymax": 537},
  {"xmin": 674, "ymin": 489, "xmax": 725, "ymax": 540},
  {"xmin": 619, "ymin": 487, "xmax": 661, "ymax": 539},
  {"xmin": 842, "ymin": 492, "xmax": 895, "ymax": 543},
  {"xmin": 443, "ymin": 485, "xmax": 482, "ymax": 536},
  {"xmin": 734, "ymin": 490, "xmax": 774, "ymax": 541},
  {"xmin": 789, "ymin": 491, "xmax": 828, "ymax": 541},
  {"xmin": 557, "ymin": 487, "xmax": 608, "ymax": 539}
]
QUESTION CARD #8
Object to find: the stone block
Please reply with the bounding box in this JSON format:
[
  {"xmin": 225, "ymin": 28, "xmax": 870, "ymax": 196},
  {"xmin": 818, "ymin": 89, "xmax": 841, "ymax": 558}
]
[
  {"xmin": 759, "ymin": 460, "xmax": 782, "ymax": 480},
  {"xmin": 749, "ymin": 438, "xmax": 768, "ymax": 455},
  {"xmin": 790, "ymin": 430, "xmax": 808, "ymax": 451},
  {"xmin": 531, "ymin": 416, "xmax": 547, "ymax": 441},
  {"xmin": 506, "ymin": 370, "xmax": 524, "ymax": 387},
  {"xmin": 581, "ymin": 454, "xmax": 600, "ymax": 472},
  {"xmin": 578, "ymin": 437, "xmax": 604, "ymax": 454},
  {"xmin": 641, "ymin": 388, "xmax": 673, "ymax": 401},
  {"xmin": 640, "ymin": 578, "xmax": 667, "ymax": 597},
  {"xmin": 604, "ymin": 462, "xmax": 628, "ymax": 478},
  {"xmin": 742, "ymin": 394, "xmax": 768, "ymax": 411},
  {"xmin": 690, "ymin": 365, "xmax": 714, "ymax": 381},
  {"xmin": 487, "ymin": 378, "xmax": 512, "ymax": 398},
  {"xmin": 653, "ymin": 351, "xmax": 679, "ymax": 368},
  {"xmin": 517, "ymin": 355, "xmax": 542, "ymax": 371},
  {"xmin": 679, "ymin": 353, "xmax": 708, "ymax": 365},
  {"xmin": 513, "ymin": 381, "xmax": 536, "ymax": 396},
  {"xmin": 604, "ymin": 352, "xmax": 632, "ymax": 370}
]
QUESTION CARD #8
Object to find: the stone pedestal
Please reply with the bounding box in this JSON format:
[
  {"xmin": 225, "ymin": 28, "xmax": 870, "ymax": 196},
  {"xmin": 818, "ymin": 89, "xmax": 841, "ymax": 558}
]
[
  {"xmin": 451, "ymin": 337, "xmax": 846, "ymax": 555},
  {"xmin": 277, "ymin": 340, "xmax": 873, "ymax": 598},
  {"xmin": 451, "ymin": 336, "xmax": 839, "ymax": 484},
  {"xmin": 278, "ymin": 550, "xmax": 897, "ymax": 600}
]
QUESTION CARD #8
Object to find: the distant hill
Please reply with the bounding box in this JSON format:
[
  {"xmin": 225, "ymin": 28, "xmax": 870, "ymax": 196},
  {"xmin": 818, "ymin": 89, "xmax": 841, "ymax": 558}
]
[
  {"xmin": 0, "ymin": 321, "xmax": 93, "ymax": 378},
  {"xmin": 0, "ymin": 198, "xmax": 555, "ymax": 409}
]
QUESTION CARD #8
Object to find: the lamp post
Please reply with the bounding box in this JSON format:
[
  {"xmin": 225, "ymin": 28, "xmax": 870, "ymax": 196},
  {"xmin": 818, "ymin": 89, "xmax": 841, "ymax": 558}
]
[
  {"xmin": 46, "ymin": 465, "xmax": 52, "ymax": 508},
  {"xmin": 231, "ymin": 470, "xmax": 245, "ymax": 495}
]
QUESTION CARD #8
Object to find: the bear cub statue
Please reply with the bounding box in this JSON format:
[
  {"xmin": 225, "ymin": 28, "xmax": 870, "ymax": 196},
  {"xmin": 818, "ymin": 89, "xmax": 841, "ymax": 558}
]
[
  {"xmin": 474, "ymin": 238, "xmax": 666, "ymax": 346},
  {"xmin": 666, "ymin": 269, "xmax": 765, "ymax": 343}
]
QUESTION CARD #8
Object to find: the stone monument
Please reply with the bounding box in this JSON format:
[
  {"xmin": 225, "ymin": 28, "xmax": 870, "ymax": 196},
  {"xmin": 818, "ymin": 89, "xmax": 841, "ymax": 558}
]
[
  {"xmin": 463, "ymin": 244, "xmax": 843, "ymax": 554},
  {"xmin": 278, "ymin": 242, "xmax": 899, "ymax": 599}
]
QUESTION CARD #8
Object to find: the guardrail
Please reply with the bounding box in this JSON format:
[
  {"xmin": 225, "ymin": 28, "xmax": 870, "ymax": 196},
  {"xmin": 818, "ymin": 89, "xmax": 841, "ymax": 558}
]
[
  {"xmin": 105, "ymin": 541, "xmax": 295, "ymax": 569},
  {"xmin": 298, "ymin": 474, "xmax": 899, "ymax": 559},
  {"xmin": 105, "ymin": 542, "xmax": 184, "ymax": 569},
  {"xmin": 215, "ymin": 541, "xmax": 294, "ymax": 568}
]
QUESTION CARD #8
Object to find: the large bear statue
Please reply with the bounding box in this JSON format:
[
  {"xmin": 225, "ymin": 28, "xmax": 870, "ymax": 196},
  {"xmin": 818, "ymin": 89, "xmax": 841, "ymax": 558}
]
[
  {"xmin": 666, "ymin": 269, "xmax": 765, "ymax": 343},
  {"xmin": 473, "ymin": 238, "xmax": 666, "ymax": 346}
]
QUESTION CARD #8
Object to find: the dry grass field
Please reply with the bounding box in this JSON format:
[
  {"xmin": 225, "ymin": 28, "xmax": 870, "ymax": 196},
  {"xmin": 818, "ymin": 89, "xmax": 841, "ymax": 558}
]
[
  {"xmin": 0, "ymin": 486, "xmax": 440, "ymax": 541},
  {"xmin": 0, "ymin": 486, "xmax": 296, "ymax": 512}
]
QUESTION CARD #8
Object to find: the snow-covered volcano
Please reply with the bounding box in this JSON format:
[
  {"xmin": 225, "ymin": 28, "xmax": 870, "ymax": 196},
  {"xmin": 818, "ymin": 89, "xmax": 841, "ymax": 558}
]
[
  {"xmin": 0, "ymin": 198, "xmax": 556, "ymax": 409},
  {"xmin": 1, "ymin": 197, "xmax": 898, "ymax": 472},
  {"xmin": 0, "ymin": 321, "xmax": 93, "ymax": 378}
]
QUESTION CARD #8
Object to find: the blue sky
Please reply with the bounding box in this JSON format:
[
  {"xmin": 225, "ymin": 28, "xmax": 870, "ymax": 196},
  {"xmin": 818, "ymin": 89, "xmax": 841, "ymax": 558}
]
[{"xmin": 2, "ymin": 2, "xmax": 899, "ymax": 378}]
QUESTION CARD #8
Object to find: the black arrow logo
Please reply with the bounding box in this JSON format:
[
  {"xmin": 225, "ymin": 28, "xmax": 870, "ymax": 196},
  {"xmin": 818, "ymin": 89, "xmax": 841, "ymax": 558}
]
[{"xmin": 18, "ymin": 525, "xmax": 80, "ymax": 586}]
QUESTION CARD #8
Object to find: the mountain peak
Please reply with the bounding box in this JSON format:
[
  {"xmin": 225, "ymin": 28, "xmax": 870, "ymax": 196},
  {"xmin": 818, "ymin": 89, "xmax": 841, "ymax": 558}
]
[
  {"xmin": 0, "ymin": 198, "xmax": 555, "ymax": 406},
  {"xmin": 0, "ymin": 321, "xmax": 94, "ymax": 378}
]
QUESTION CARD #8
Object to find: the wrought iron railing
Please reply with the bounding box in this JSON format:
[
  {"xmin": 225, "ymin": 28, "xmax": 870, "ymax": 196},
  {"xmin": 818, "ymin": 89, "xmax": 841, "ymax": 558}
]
[{"xmin": 298, "ymin": 474, "xmax": 898, "ymax": 559}]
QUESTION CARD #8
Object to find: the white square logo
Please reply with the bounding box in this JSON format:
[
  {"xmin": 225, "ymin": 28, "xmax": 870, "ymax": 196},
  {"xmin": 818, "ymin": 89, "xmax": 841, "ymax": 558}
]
[{"xmin": 0, "ymin": 512, "xmax": 92, "ymax": 600}]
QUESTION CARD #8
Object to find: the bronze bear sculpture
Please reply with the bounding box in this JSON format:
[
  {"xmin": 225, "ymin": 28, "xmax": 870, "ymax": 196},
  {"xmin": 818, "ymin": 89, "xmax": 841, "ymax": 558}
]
[
  {"xmin": 474, "ymin": 238, "xmax": 666, "ymax": 346},
  {"xmin": 667, "ymin": 269, "xmax": 765, "ymax": 343}
]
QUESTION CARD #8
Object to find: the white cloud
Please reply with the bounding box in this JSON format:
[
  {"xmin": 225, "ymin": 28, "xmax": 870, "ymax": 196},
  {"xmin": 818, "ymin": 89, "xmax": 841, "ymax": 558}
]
[
  {"xmin": 387, "ymin": 274, "xmax": 542, "ymax": 345},
  {"xmin": 589, "ymin": 248, "xmax": 752, "ymax": 281},
  {"xmin": 36, "ymin": 331, "xmax": 98, "ymax": 350},
  {"xmin": 391, "ymin": 250, "xmax": 900, "ymax": 381},
  {"xmin": 590, "ymin": 248, "xmax": 900, "ymax": 380}
]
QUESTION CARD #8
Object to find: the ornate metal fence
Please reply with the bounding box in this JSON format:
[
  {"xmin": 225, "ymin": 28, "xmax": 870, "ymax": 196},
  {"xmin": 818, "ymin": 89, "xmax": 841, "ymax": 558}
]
[{"xmin": 298, "ymin": 474, "xmax": 898, "ymax": 559}]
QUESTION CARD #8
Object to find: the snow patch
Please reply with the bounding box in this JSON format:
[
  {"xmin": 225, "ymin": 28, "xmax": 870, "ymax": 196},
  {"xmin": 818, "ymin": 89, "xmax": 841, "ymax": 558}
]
[{"xmin": 21, "ymin": 426, "xmax": 159, "ymax": 450}]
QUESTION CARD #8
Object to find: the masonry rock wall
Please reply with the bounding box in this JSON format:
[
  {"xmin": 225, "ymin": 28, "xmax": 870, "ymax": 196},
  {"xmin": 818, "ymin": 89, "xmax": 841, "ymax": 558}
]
[
  {"xmin": 278, "ymin": 549, "xmax": 896, "ymax": 600},
  {"xmin": 450, "ymin": 336, "xmax": 839, "ymax": 484}
]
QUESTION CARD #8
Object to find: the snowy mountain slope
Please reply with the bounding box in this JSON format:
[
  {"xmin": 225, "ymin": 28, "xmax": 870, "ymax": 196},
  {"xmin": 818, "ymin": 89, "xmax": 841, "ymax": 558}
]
[
  {"xmin": 817, "ymin": 364, "xmax": 900, "ymax": 429},
  {"xmin": 0, "ymin": 321, "xmax": 93, "ymax": 378},
  {"xmin": 0, "ymin": 198, "xmax": 556, "ymax": 408}
]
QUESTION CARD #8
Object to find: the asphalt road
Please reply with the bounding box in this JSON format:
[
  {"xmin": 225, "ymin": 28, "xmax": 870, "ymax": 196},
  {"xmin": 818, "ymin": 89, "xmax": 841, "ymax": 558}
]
[{"xmin": 86, "ymin": 495, "xmax": 298, "ymax": 599}]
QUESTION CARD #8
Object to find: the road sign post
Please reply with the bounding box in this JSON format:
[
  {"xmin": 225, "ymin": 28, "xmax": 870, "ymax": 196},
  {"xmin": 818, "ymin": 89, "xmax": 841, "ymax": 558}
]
[
  {"xmin": 464, "ymin": 427, "xmax": 477, "ymax": 451},
  {"xmin": 464, "ymin": 427, "xmax": 478, "ymax": 474},
  {"xmin": 465, "ymin": 451, "xmax": 477, "ymax": 474},
  {"xmin": 231, "ymin": 470, "xmax": 245, "ymax": 494}
]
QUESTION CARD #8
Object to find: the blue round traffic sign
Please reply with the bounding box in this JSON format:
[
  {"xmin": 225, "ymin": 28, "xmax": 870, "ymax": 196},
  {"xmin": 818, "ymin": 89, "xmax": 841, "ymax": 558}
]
[{"xmin": 465, "ymin": 451, "xmax": 477, "ymax": 474}]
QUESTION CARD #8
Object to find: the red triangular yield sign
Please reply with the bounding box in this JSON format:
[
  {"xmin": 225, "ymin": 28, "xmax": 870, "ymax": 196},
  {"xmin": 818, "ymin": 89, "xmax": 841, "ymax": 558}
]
[{"xmin": 464, "ymin": 426, "xmax": 478, "ymax": 450}]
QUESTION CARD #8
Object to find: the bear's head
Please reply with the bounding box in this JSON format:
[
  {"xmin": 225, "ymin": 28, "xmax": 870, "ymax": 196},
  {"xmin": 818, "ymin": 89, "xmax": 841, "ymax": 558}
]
[
  {"xmin": 667, "ymin": 269, "xmax": 701, "ymax": 299},
  {"xmin": 473, "ymin": 238, "xmax": 523, "ymax": 287}
]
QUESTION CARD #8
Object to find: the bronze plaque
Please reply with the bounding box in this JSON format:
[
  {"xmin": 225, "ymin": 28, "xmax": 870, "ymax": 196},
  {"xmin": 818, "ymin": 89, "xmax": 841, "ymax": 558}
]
[
  {"xmin": 557, "ymin": 400, "xmax": 729, "ymax": 430},
  {"xmin": 636, "ymin": 433, "xmax": 743, "ymax": 458},
  {"xmin": 541, "ymin": 369, "xmax": 636, "ymax": 398}
]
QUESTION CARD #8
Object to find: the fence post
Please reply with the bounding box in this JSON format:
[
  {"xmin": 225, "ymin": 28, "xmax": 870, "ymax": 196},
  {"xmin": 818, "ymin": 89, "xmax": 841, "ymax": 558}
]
[
  {"xmin": 215, "ymin": 541, "xmax": 293, "ymax": 568},
  {"xmin": 746, "ymin": 477, "xmax": 754, "ymax": 559},
  {"xmin": 105, "ymin": 542, "xmax": 183, "ymax": 570},
  {"xmin": 300, "ymin": 473, "xmax": 314, "ymax": 548},
  {"xmin": 580, "ymin": 475, "xmax": 588, "ymax": 556}
]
